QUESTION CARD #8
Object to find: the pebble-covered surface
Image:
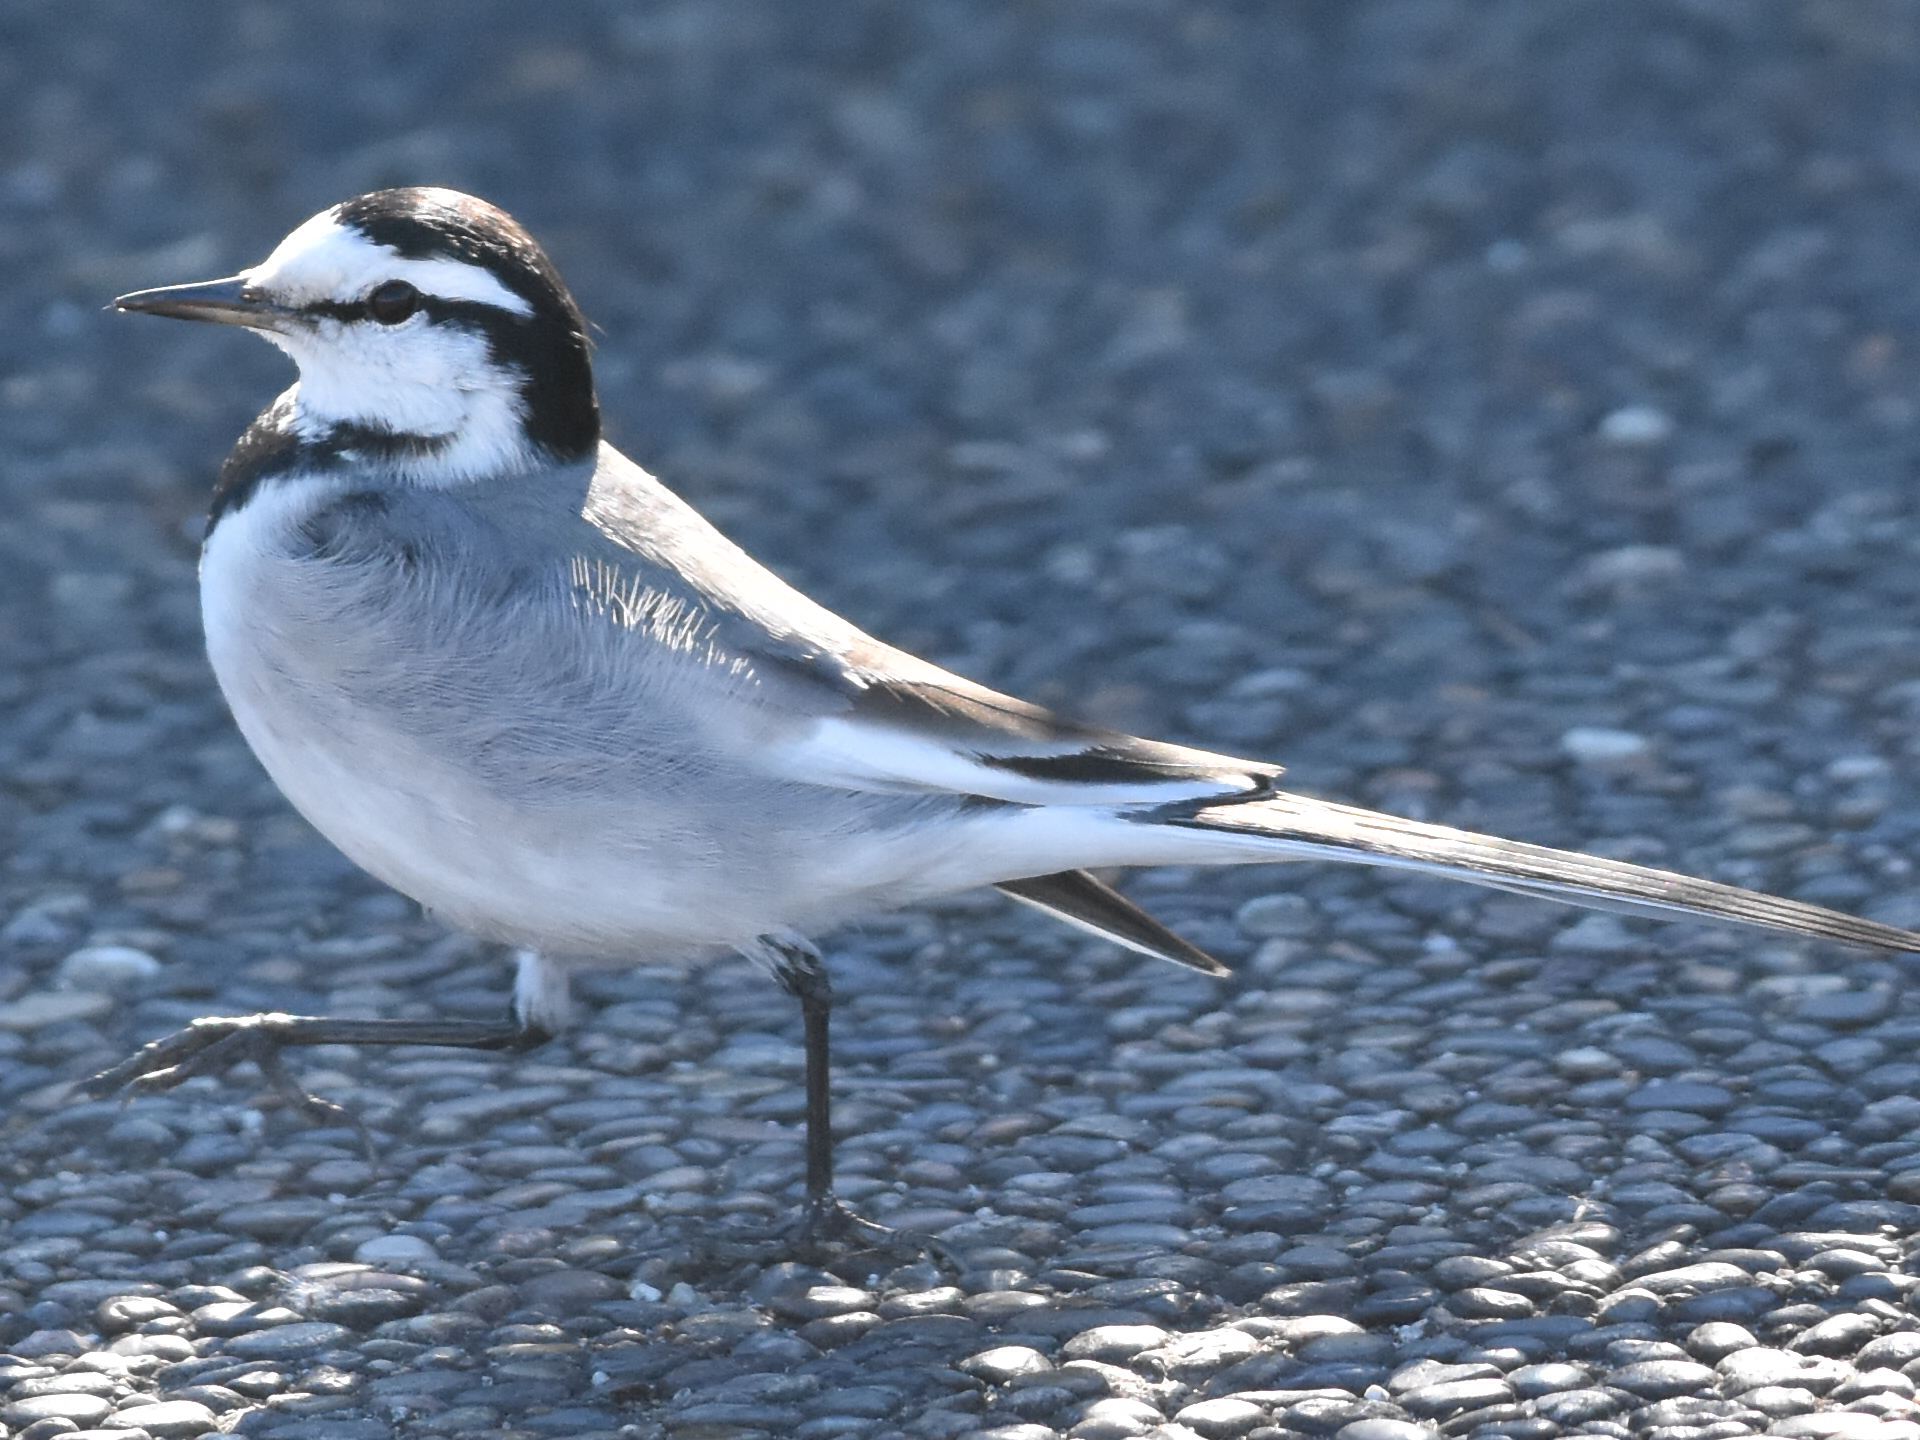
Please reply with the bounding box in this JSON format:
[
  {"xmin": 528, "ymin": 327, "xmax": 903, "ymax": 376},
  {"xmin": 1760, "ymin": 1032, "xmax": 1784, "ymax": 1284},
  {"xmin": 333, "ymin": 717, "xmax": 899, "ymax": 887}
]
[{"xmin": 4, "ymin": 2, "xmax": 1920, "ymax": 1438}]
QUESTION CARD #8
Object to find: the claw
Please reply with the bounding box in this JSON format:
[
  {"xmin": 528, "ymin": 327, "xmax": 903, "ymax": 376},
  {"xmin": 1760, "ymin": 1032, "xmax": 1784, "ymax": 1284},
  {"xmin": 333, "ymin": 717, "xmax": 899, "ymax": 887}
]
[
  {"xmin": 86, "ymin": 1013, "xmax": 378, "ymax": 1153},
  {"xmin": 788, "ymin": 1195, "xmax": 959, "ymax": 1271}
]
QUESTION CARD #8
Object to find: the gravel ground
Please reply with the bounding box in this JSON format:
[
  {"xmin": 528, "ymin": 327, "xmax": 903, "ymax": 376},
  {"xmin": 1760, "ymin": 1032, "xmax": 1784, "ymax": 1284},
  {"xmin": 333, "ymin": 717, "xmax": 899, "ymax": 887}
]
[{"xmin": 4, "ymin": 2, "xmax": 1920, "ymax": 1438}]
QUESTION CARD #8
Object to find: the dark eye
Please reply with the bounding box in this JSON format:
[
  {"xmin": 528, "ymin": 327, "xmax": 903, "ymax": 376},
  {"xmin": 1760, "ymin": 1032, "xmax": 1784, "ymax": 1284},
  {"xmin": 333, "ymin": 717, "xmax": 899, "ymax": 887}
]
[{"xmin": 366, "ymin": 280, "xmax": 420, "ymax": 325}]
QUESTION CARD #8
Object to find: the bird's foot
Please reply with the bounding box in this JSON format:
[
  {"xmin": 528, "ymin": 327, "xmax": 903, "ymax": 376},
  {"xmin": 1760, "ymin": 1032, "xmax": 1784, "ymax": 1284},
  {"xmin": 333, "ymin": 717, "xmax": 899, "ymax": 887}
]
[
  {"xmin": 85, "ymin": 1013, "xmax": 359, "ymax": 1130},
  {"xmin": 786, "ymin": 1194, "xmax": 958, "ymax": 1271},
  {"xmin": 85, "ymin": 1011, "xmax": 535, "ymax": 1154}
]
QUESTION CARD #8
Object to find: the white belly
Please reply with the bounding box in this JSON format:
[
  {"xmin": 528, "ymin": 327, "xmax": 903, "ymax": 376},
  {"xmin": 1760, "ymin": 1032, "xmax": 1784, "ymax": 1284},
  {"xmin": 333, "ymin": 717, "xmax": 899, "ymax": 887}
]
[{"xmin": 199, "ymin": 484, "xmax": 736, "ymax": 958}]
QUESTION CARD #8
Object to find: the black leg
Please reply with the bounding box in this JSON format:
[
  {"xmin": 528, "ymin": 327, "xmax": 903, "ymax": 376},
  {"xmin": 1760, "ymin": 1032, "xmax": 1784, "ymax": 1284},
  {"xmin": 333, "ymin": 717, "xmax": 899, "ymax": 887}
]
[
  {"xmin": 766, "ymin": 937, "xmax": 837, "ymax": 1211},
  {"xmin": 85, "ymin": 1011, "xmax": 548, "ymax": 1133},
  {"xmin": 759, "ymin": 935, "xmax": 951, "ymax": 1267}
]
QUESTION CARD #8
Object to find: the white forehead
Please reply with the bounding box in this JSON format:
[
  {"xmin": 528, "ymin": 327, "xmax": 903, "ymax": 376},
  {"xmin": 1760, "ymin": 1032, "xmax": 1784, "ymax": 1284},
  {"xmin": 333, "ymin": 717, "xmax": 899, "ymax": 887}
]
[{"xmin": 246, "ymin": 209, "xmax": 533, "ymax": 316}]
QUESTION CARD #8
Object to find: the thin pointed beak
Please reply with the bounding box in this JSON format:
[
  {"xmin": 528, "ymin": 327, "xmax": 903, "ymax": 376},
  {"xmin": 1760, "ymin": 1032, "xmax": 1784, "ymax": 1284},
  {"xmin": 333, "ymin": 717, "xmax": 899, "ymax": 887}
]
[{"xmin": 112, "ymin": 276, "xmax": 280, "ymax": 327}]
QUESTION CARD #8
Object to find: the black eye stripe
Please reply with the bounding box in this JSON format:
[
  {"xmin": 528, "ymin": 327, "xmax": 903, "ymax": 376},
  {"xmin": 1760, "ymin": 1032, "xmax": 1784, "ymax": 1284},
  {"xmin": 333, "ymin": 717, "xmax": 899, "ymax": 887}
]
[{"xmin": 298, "ymin": 294, "xmax": 522, "ymax": 325}]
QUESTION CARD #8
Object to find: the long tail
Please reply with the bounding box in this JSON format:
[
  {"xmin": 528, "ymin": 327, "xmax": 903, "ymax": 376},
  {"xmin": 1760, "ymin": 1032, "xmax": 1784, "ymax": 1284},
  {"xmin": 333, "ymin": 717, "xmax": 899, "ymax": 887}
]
[{"xmin": 1164, "ymin": 789, "xmax": 1920, "ymax": 954}]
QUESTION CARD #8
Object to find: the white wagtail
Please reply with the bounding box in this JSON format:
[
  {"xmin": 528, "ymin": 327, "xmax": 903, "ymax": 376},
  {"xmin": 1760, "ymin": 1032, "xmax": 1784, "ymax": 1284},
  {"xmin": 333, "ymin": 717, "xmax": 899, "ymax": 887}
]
[{"xmin": 103, "ymin": 187, "xmax": 1920, "ymax": 1244}]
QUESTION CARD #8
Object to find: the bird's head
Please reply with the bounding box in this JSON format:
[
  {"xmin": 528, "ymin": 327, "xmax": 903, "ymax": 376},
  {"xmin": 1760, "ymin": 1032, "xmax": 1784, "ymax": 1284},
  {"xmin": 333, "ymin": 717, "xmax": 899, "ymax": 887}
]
[{"xmin": 116, "ymin": 187, "xmax": 600, "ymax": 483}]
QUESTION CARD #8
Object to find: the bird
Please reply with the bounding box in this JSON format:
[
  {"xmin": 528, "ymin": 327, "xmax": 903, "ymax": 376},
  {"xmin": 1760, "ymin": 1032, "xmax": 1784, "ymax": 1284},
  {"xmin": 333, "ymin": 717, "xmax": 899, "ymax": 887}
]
[{"xmin": 103, "ymin": 186, "xmax": 1920, "ymax": 1250}]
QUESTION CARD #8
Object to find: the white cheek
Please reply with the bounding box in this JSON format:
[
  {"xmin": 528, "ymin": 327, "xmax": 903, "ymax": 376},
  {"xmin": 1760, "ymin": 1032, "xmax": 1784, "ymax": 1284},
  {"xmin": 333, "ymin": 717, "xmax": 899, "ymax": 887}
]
[{"xmin": 267, "ymin": 320, "xmax": 535, "ymax": 481}]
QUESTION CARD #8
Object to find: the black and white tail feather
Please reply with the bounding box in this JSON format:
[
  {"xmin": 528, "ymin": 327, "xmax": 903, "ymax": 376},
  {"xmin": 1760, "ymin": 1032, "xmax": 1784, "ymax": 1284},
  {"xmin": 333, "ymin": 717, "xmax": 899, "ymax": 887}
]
[{"xmin": 948, "ymin": 732, "xmax": 1919, "ymax": 969}]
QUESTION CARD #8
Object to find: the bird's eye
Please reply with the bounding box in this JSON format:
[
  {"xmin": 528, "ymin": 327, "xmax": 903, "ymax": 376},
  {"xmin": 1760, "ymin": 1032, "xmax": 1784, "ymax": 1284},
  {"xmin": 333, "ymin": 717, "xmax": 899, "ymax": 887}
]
[{"xmin": 366, "ymin": 280, "xmax": 420, "ymax": 325}]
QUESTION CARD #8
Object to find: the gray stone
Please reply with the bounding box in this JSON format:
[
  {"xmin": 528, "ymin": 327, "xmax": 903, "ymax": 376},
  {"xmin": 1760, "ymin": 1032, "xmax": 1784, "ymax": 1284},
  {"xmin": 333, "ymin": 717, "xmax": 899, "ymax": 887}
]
[
  {"xmin": 417, "ymin": 1084, "xmax": 572, "ymax": 1133},
  {"xmin": 13, "ymin": 1329, "xmax": 91, "ymax": 1357},
  {"xmin": 1174, "ymin": 1397, "xmax": 1268, "ymax": 1437},
  {"xmin": 1335, "ymin": 1422, "xmax": 1435, "ymax": 1440},
  {"xmin": 221, "ymin": 1322, "xmax": 355, "ymax": 1359},
  {"xmin": 1061, "ymin": 1325, "xmax": 1171, "ymax": 1362},
  {"xmin": 1741, "ymin": 1385, "xmax": 1822, "ymax": 1418},
  {"xmin": 1635, "ymin": 1262, "xmax": 1752, "ymax": 1296},
  {"xmin": 1770, "ymin": 1416, "xmax": 1912, "ymax": 1439},
  {"xmin": 1594, "ymin": 1288, "xmax": 1661, "ymax": 1323},
  {"xmin": 191, "ymin": 1301, "xmax": 300, "ymax": 1336},
  {"xmin": 1791, "ymin": 1311, "xmax": 1881, "ymax": 1356},
  {"xmin": 1624, "ymin": 1081, "xmax": 1734, "ymax": 1115},
  {"xmin": 1, "ymin": 1393, "xmax": 115, "ymax": 1427},
  {"xmin": 1219, "ymin": 1174, "xmax": 1331, "ymax": 1208},
  {"xmin": 1296, "ymin": 1332, "xmax": 1393, "ymax": 1365},
  {"xmin": 961, "ymin": 1346, "xmax": 1054, "ymax": 1384},
  {"xmin": 1530, "ymin": 1389, "xmax": 1626, "ymax": 1424},
  {"xmin": 1072, "ymin": 1395, "xmax": 1165, "ymax": 1437},
  {"xmin": 1429, "ymin": 1256, "xmax": 1511, "ymax": 1289},
  {"xmin": 1398, "ymin": 1378, "xmax": 1513, "ymax": 1418},
  {"xmin": 1858, "ymin": 1334, "xmax": 1920, "ymax": 1371},
  {"xmin": 1449, "ymin": 1286, "xmax": 1533, "ymax": 1319},
  {"xmin": 1686, "ymin": 1322, "xmax": 1757, "ymax": 1361},
  {"xmin": 1139, "ymin": 1327, "xmax": 1262, "ymax": 1379},
  {"xmin": 0, "ymin": 990, "xmax": 112, "ymax": 1030},
  {"xmin": 516, "ymin": 1267, "xmax": 625, "ymax": 1315},
  {"xmin": 1833, "ymin": 1369, "xmax": 1917, "ymax": 1401},
  {"xmin": 216, "ymin": 1198, "xmax": 331, "ymax": 1241},
  {"xmin": 111, "ymin": 1399, "xmax": 218, "ymax": 1437},
  {"xmin": 1388, "ymin": 1360, "xmax": 1498, "ymax": 1394},
  {"xmin": 11, "ymin": 1374, "xmax": 116, "ymax": 1398},
  {"xmin": 1508, "ymin": 1363, "xmax": 1591, "ymax": 1398},
  {"xmin": 97, "ymin": 1295, "xmax": 181, "ymax": 1333},
  {"xmin": 1605, "ymin": 1359, "xmax": 1716, "ymax": 1398},
  {"xmin": 1236, "ymin": 894, "xmax": 1315, "ymax": 937},
  {"xmin": 352, "ymin": 1234, "xmax": 436, "ymax": 1265},
  {"xmin": 1553, "ymin": 1047, "xmax": 1623, "ymax": 1079},
  {"xmin": 1796, "ymin": 989, "xmax": 1893, "ymax": 1026},
  {"xmin": 57, "ymin": 943, "xmax": 160, "ymax": 992},
  {"xmin": 1717, "ymin": 1349, "xmax": 1850, "ymax": 1394}
]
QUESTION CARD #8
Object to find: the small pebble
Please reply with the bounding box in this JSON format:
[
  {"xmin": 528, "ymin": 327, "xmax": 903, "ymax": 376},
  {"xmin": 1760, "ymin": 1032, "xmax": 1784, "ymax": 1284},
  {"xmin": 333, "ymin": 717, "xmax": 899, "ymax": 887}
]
[
  {"xmin": 1607, "ymin": 1358, "xmax": 1717, "ymax": 1399},
  {"xmin": 1073, "ymin": 1396, "xmax": 1166, "ymax": 1438},
  {"xmin": 1063, "ymin": 1324, "xmax": 1172, "ymax": 1363},
  {"xmin": 961, "ymin": 1346, "xmax": 1054, "ymax": 1384},
  {"xmin": 1792, "ymin": 1312, "xmax": 1882, "ymax": 1356},
  {"xmin": 1399, "ymin": 1377, "xmax": 1514, "ymax": 1418},
  {"xmin": 56, "ymin": 945, "xmax": 160, "ymax": 992},
  {"xmin": 1598, "ymin": 404, "xmax": 1675, "ymax": 445},
  {"xmin": 1174, "ymin": 1396, "xmax": 1267, "ymax": 1438},
  {"xmin": 352, "ymin": 1233, "xmax": 437, "ymax": 1265},
  {"xmin": 221, "ymin": 1322, "xmax": 355, "ymax": 1360},
  {"xmin": 1560, "ymin": 727, "xmax": 1650, "ymax": 763},
  {"xmin": 1, "ymin": 1395, "xmax": 114, "ymax": 1428},
  {"xmin": 1508, "ymin": 1363, "xmax": 1591, "ymax": 1398},
  {"xmin": 108, "ymin": 1400, "xmax": 217, "ymax": 1438},
  {"xmin": 1718, "ymin": 1349, "xmax": 1850, "ymax": 1394},
  {"xmin": 0, "ymin": 991, "xmax": 112, "ymax": 1031},
  {"xmin": 1687, "ymin": 1322, "xmax": 1758, "ymax": 1361}
]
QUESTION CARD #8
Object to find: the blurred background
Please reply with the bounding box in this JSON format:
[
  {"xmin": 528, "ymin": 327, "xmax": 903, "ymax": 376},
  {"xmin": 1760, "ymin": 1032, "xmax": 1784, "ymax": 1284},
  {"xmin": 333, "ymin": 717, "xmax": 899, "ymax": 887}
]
[{"xmin": 4, "ymin": 0, "xmax": 1920, "ymax": 931}]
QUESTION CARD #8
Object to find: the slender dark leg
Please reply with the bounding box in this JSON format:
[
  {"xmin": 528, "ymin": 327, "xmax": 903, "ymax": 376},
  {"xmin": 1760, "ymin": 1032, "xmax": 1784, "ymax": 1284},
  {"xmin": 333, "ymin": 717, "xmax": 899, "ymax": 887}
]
[
  {"xmin": 783, "ymin": 950, "xmax": 836, "ymax": 1206},
  {"xmin": 761, "ymin": 935, "xmax": 933, "ymax": 1259},
  {"xmin": 766, "ymin": 938, "xmax": 844, "ymax": 1227},
  {"xmin": 85, "ymin": 1011, "xmax": 549, "ymax": 1135}
]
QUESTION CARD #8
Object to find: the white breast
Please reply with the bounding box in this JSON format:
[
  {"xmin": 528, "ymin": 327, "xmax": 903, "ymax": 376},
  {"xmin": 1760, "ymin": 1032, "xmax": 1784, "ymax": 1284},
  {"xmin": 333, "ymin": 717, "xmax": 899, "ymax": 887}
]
[{"xmin": 200, "ymin": 480, "xmax": 715, "ymax": 958}]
